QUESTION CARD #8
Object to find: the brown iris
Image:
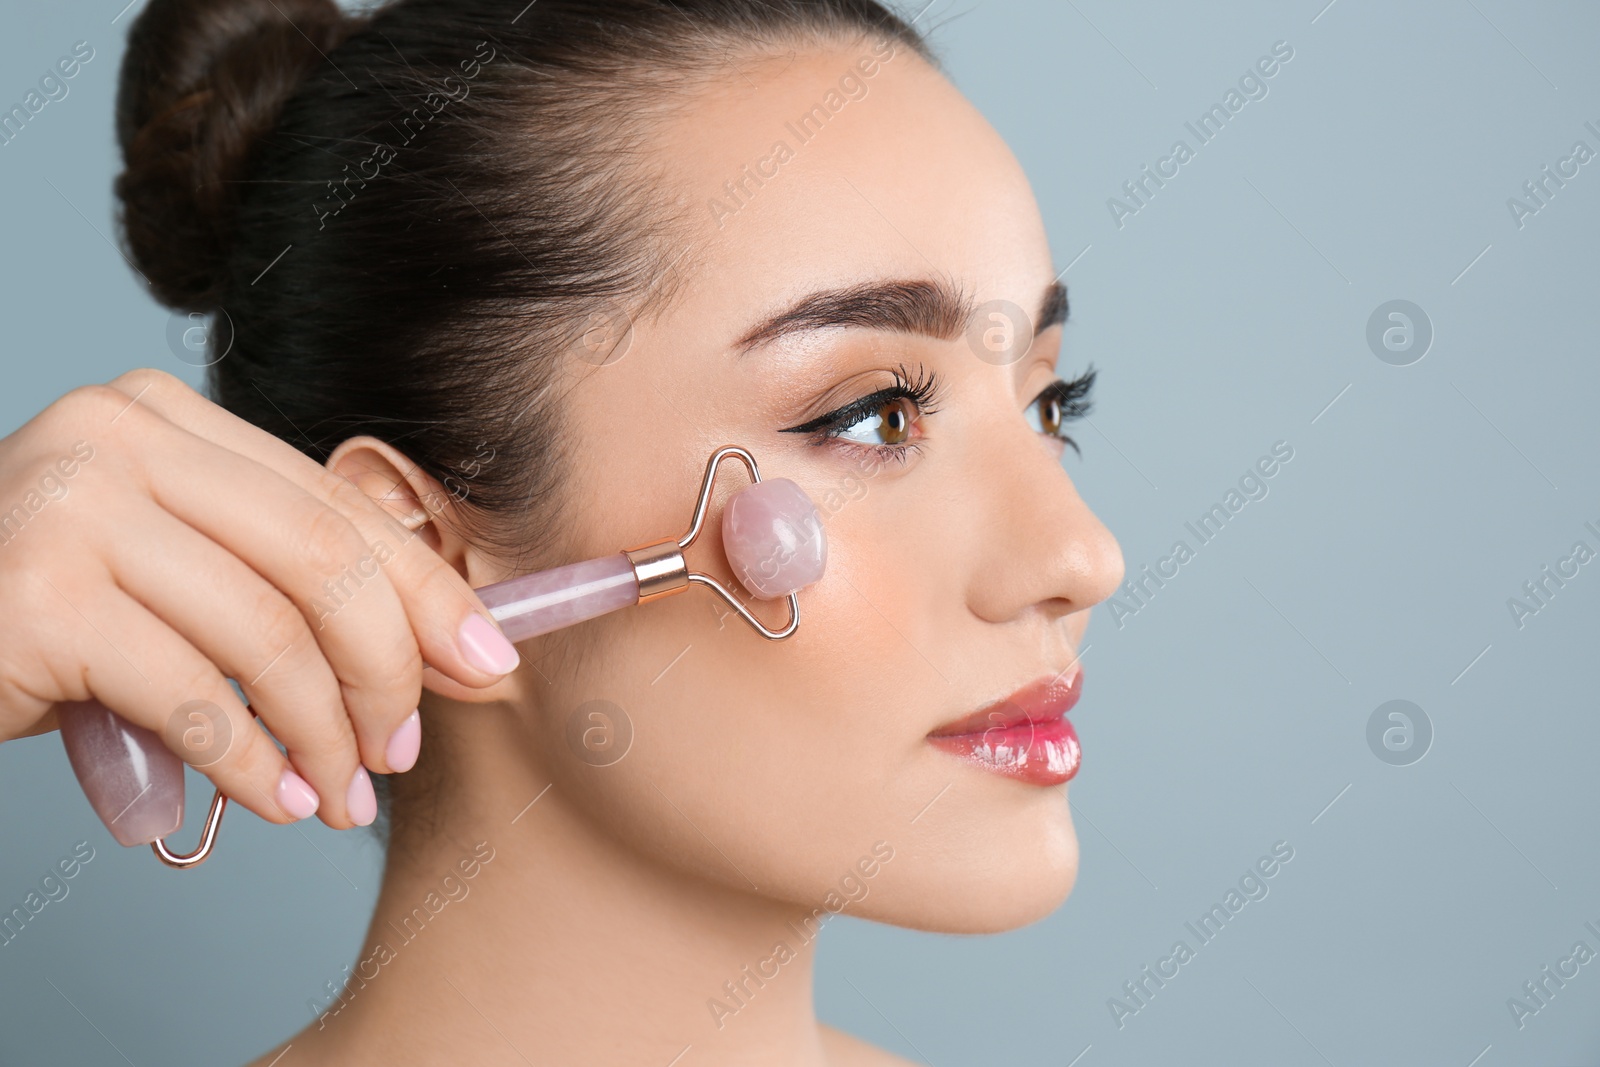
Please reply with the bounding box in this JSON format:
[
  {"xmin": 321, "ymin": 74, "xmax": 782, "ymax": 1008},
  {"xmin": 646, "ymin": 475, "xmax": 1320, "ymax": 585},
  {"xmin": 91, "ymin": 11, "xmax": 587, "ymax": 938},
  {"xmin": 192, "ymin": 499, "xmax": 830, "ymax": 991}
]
[
  {"xmin": 874, "ymin": 398, "xmax": 913, "ymax": 445},
  {"xmin": 1036, "ymin": 394, "xmax": 1063, "ymax": 437}
]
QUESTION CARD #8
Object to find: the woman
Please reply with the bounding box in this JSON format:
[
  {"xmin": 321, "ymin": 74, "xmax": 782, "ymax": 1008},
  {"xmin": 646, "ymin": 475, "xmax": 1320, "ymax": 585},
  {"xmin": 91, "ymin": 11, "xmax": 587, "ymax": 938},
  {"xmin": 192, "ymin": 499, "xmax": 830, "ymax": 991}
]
[{"xmin": 0, "ymin": 0, "xmax": 1122, "ymax": 1061}]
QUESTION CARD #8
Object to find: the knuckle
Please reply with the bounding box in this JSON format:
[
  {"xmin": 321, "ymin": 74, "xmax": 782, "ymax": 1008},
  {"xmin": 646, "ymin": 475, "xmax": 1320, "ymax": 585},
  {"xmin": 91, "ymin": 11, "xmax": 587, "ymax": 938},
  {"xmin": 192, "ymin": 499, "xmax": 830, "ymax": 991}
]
[
  {"xmin": 165, "ymin": 681, "xmax": 246, "ymax": 770},
  {"xmin": 53, "ymin": 384, "xmax": 132, "ymax": 431},
  {"xmin": 250, "ymin": 654, "xmax": 356, "ymax": 757},
  {"xmin": 8, "ymin": 567, "xmax": 56, "ymax": 618},
  {"xmin": 391, "ymin": 641, "xmax": 425, "ymax": 689},
  {"xmin": 321, "ymin": 468, "xmax": 380, "ymax": 520},
  {"xmin": 353, "ymin": 643, "xmax": 424, "ymax": 717},
  {"xmin": 5, "ymin": 566, "xmax": 55, "ymax": 627},
  {"xmin": 290, "ymin": 501, "xmax": 368, "ymax": 582},
  {"xmin": 210, "ymin": 718, "xmax": 276, "ymax": 796},
  {"xmin": 296, "ymin": 688, "xmax": 359, "ymax": 761},
  {"xmin": 107, "ymin": 367, "xmax": 187, "ymax": 402},
  {"xmin": 169, "ymin": 666, "xmax": 225, "ymax": 723},
  {"xmin": 250, "ymin": 587, "xmax": 312, "ymax": 659},
  {"xmin": 414, "ymin": 545, "xmax": 471, "ymax": 605},
  {"xmin": 243, "ymin": 669, "xmax": 356, "ymax": 778}
]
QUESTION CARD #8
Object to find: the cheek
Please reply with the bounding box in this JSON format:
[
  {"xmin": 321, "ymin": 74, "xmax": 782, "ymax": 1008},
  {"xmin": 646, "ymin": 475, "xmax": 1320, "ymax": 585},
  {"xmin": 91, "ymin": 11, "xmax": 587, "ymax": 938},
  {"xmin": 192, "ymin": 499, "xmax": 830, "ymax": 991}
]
[
  {"xmin": 548, "ymin": 561, "xmax": 922, "ymax": 898},
  {"xmin": 526, "ymin": 456, "xmax": 1080, "ymax": 929},
  {"xmin": 525, "ymin": 484, "xmax": 939, "ymax": 902}
]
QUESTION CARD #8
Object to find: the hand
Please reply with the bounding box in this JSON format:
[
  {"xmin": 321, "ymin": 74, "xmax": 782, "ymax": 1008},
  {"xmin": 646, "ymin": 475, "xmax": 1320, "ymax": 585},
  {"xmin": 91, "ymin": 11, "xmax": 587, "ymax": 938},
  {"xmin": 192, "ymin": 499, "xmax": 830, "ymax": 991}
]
[{"xmin": 0, "ymin": 368, "xmax": 521, "ymax": 839}]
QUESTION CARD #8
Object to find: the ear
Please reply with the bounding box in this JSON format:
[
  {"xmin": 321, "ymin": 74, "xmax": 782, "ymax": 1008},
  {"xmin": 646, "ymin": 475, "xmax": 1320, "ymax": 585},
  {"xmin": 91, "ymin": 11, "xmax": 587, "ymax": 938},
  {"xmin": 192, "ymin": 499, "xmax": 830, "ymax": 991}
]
[
  {"xmin": 326, "ymin": 436, "xmax": 453, "ymax": 558},
  {"xmin": 326, "ymin": 436, "xmax": 528, "ymax": 705}
]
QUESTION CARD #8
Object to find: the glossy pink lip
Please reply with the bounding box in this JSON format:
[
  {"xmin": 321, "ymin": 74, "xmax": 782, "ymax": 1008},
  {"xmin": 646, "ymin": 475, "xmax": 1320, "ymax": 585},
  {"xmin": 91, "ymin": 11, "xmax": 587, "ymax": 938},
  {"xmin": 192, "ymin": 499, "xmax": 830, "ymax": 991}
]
[{"xmin": 926, "ymin": 667, "xmax": 1083, "ymax": 786}]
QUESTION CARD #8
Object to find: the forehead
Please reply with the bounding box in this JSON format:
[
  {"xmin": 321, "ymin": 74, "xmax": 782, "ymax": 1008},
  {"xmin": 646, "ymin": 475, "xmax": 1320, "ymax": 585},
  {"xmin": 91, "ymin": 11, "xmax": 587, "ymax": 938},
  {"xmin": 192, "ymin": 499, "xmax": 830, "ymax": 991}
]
[{"xmin": 647, "ymin": 40, "xmax": 1053, "ymax": 335}]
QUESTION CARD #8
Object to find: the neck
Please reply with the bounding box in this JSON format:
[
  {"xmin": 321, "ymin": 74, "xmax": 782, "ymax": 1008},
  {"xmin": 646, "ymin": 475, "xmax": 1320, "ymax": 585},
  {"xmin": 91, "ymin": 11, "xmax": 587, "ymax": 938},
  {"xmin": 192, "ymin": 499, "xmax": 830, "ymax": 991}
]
[{"xmin": 287, "ymin": 704, "xmax": 833, "ymax": 1067}]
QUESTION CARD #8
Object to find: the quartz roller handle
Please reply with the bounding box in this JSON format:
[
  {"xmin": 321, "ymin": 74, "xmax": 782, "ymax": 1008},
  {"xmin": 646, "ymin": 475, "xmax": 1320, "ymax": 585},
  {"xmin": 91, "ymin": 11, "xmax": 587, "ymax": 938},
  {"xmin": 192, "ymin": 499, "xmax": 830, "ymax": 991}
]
[{"xmin": 476, "ymin": 552, "xmax": 642, "ymax": 642}]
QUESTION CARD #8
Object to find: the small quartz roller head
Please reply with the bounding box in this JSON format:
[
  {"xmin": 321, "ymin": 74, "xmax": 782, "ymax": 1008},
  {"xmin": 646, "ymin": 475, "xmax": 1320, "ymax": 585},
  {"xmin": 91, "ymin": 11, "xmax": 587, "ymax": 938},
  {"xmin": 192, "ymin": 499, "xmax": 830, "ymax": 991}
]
[{"xmin": 721, "ymin": 476, "xmax": 827, "ymax": 600}]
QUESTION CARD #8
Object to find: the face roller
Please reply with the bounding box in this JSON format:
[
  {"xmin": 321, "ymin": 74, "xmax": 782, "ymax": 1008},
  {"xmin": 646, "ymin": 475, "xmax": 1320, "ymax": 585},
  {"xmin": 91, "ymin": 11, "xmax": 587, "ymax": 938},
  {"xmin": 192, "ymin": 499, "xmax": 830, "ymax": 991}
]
[
  {"xmin": 58, "ymin": 445, "xmax": 826, "ymax": 869},
  {"xmin": 477, "ymin": 445, "xmax": 826, "ymax": 642}
]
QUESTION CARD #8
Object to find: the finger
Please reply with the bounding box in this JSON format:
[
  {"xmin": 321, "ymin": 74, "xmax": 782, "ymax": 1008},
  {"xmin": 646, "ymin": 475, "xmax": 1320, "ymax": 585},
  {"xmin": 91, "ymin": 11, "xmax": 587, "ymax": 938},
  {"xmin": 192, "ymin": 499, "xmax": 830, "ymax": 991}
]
[
  {"xmin": 14, "ymin": 706, "xmax": 60, "ymax": 741},
  {"xmin": 102, "ymin": 370, "xmax": 518, "ymax": 687},
  {"xmin": 106, "ymin": 501, "xmax": 384, "ymax": 824},
  {"xmin": 43, "ymin": 580, "xmax": 317, "ymax": 833},
  {"xmin": 96, "ymin": 398, "xmax": 424, "ymax": 773}
]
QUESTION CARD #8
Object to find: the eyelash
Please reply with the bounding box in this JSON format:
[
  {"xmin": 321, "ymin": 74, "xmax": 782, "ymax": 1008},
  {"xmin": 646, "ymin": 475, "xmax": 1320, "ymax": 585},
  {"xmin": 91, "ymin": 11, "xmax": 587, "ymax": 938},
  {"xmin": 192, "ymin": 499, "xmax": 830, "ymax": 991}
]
[
  {"xmin": 1027, "ymin": 366, "xmax": 1096, "ymax": 457},
  {"xmin": 780, "ymin": 363, "xmax": 946, "ymax": 464},
  {"xmin": 781, "ymin": 362, "xmax": 1096, "ymax": 461}
]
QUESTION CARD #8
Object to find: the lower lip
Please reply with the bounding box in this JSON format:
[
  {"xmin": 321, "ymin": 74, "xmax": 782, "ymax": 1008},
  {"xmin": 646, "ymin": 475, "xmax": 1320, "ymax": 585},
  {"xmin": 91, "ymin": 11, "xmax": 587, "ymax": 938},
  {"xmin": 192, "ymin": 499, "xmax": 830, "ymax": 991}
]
[{"xmin": 926, "ymin": 711, "xmax": 1082, "ymax": 786}]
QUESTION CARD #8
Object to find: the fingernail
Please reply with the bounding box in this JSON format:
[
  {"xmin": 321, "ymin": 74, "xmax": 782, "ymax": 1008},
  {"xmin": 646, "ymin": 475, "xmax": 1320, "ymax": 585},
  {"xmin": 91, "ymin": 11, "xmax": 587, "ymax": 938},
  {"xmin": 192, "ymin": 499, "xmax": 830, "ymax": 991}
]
[
  {"xmin": 457, "ymin": 613, "xmax": 520, "ymax": 675},
  {"xmin": 385, "ymin": 710, "xmax": 421, "ymax": 773},
  {"xmin": 276, "ymin": 768, "xmax": 321, "ymax": 821},
  {"xmin": 58, "ymin": 700, "xmax": 184, "ymax": 847},
  {"xmin": 347, "ymin": 766, "xmax": 377, "ymax": 827}
]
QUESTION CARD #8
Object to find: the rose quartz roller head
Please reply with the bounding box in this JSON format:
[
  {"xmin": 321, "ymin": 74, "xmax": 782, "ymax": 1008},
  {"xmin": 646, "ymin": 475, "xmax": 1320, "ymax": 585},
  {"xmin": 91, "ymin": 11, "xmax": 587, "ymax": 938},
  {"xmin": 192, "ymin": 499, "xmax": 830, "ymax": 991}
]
[
  {"xmin": 58, "ymin": 698, "xmax": 231, "ymax": 869},
  {"xmin": 475, "ymin": 444, "xmax": 827, "ymax": 641}
]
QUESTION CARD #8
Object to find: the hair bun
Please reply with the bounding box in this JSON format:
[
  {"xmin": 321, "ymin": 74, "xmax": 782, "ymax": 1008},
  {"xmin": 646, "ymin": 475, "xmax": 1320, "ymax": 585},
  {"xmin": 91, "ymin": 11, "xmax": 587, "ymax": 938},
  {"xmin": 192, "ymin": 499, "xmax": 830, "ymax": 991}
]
[{"xmin": 115, "ymin": 0, "xmax": 349, "ymax": 309}]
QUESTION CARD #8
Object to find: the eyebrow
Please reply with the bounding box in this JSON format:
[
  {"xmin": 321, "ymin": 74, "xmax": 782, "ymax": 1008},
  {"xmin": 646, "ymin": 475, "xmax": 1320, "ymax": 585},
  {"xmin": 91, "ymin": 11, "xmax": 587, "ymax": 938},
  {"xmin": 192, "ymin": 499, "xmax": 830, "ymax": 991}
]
[{"xmin": 732, "ymin": 277, "xmax": 1068, "ymax": 354}]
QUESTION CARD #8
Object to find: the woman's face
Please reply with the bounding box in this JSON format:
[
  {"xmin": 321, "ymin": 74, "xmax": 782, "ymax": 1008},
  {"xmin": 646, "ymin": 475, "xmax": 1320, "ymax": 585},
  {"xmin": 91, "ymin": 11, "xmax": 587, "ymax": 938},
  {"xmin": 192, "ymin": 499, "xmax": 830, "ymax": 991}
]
[{"xmin": 478, "ymin": 38, "xmax": 1123, "ymax": 932}]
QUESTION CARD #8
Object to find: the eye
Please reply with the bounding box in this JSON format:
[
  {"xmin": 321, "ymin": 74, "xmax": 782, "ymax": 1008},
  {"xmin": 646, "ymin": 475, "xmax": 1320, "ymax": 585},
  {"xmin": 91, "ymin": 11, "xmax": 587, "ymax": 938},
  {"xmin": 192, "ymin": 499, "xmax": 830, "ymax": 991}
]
[
  {"xmin": 1025, "ymin": 368, "xmax": 1095, "ymax": 456},
  {"xmin": 833, "ymin": 396, "xmax": 917, "ymax": 446},
  {"xmin": 779, "ymin": 363, "xmax": 946, "ymax": 462},
  {"xmin": 1025, "ymin": 391, "xmax": 1067, "ymax": 437}
]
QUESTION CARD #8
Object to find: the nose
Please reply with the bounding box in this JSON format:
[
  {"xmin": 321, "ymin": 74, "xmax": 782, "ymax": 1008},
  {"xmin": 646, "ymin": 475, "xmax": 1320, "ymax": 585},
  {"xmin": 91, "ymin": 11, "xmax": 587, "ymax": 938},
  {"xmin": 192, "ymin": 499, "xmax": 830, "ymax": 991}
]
[{"xmin": 964, "ymin": 430, "xmax": 1124, "ymax": 627}]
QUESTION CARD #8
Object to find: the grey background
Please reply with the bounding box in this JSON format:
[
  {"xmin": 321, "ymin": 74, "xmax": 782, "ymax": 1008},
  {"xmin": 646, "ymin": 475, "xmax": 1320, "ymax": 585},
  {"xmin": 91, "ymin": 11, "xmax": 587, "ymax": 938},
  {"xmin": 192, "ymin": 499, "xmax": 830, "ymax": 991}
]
[{"xmin": 2, "ymin": 0, "xmax": 1597, "ymax": 1063}]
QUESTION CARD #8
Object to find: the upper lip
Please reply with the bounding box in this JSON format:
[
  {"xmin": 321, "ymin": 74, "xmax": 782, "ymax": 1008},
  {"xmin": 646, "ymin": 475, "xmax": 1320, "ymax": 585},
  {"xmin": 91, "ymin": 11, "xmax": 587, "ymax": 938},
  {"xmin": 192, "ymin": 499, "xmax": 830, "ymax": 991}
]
[{"xmin": 927, "ymin": 666, "xmax": 1083, "ymax": 737}]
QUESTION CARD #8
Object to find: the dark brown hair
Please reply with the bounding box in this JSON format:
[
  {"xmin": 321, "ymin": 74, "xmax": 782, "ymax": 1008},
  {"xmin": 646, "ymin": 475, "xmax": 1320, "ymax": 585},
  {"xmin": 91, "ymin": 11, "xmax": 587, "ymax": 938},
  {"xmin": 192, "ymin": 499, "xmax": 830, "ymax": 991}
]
[
  {"xmin": 117, "ymin": 0, "xmax": 934, "ymax": 548},
  {"xmin": 114, "ymin": 0, "xmax": 933, "ymax": 835}
]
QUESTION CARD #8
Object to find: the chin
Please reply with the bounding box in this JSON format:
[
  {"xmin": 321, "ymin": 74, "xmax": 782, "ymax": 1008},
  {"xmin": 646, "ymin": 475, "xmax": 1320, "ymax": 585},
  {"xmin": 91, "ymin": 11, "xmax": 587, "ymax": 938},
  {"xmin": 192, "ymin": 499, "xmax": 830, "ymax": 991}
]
[{"xmin": 856, "ymin": 795, "xmax": 1080, "ymax": 934}]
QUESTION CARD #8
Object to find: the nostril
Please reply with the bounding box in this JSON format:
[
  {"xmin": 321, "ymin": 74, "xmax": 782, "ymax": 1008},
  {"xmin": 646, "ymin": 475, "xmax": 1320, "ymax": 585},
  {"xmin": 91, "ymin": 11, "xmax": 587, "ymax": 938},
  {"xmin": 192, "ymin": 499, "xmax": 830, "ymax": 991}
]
[{"xmin": 722, "ymin": 477, "xmax": 827, "ymax": 600}]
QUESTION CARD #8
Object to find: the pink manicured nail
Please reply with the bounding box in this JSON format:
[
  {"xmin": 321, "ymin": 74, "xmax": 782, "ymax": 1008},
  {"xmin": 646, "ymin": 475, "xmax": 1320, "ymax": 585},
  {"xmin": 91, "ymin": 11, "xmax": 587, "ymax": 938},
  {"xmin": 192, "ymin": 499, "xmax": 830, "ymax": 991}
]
[
  {"xmin": 386, "ymin": 710, "xmax": 421, "ymax": 773},
  {"xmin": 276, "ymin": 768, "xmax": 320, "ymax": 821},
  {"xmin": 457, "ymin": 613, "xmax": 520, "ymax": 675},
  {"xmin": 347, "ymin": 766, "xmax": 377, "ymax": 827}
]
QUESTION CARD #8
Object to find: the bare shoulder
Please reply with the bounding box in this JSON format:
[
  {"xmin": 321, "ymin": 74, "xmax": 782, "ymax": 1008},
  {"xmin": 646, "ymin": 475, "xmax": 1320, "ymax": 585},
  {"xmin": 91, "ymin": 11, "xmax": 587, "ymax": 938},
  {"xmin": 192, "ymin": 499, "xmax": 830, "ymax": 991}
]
[{"xmin": 820, "ymin": 1024, "xmax": 925, "ymax": 1066}]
